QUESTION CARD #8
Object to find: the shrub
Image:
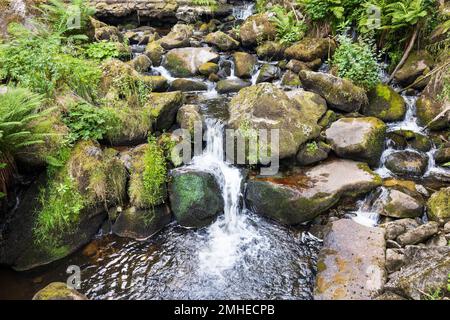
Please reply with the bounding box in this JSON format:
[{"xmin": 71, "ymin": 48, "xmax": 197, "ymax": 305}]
[
  {"xmin": 142, "ymin": 136, "xmax": 167, "ymax": 208},
  {"xmin": 84, "ymin": 40, "xmax": 121, "ymax": 61},
  {"xmin": 331, "ymin": 35, "xmax": 381, "ymax": 89},
  {"xmin": 269, "ymin": 5, "xmax": 307, "ymax": 45}
]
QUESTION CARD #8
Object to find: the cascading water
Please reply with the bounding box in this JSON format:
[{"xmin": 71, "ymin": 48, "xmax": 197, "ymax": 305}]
[{"xmin": 232, "ymin": 2, "xmax": 255, "ymax": 21}]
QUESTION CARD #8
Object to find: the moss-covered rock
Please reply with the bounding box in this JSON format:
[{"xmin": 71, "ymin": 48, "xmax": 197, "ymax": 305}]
[
  {"xmin": 169, "ymin": 169, "xmax": 224, "ymax": 228},
  {"xmin": 158, "ymin": 23, "xmax": 193, "ymax": 49},
  {"xmin": 296, "ymin": 141, "xmax": 331, "ymax": 166},
  {"xmin": 434, "ymin": 144, "xmax": 450, "ymax": 165},
  {"xmin": 245, "ymin": 159, "xmax": 381, "ymax": 225},
  {"xmin": 280, "ymin": 70, "xmax": 301, "ymax": 86},
  {"xmin": 145, "ymin": 91, "xmax": 185, "ymax": 131},
  {"xmin": 176, "ymin": 104, "xmax": 203, "ymax": 135},
  {"xmin": 394, "ymin": 50, "xmax": 434, "ymax": 87},
  {"xmin": 216, "ymin": 78, "xmax": 252, "ymax": 93},
  {"xmin": 387, "ymin": 130, "xmax": 432, "ymax": 152},
  {"xmin": 285, "ymin": 89, "xmax": 328, "ymax": 123},
  {"xmin": 286, "ymin": 58, "xmax": 322, "ymax": 73},
  {"xmin": 163, "ymin": 47, "xmax": 219, "ymax": 77},
  {"xmin": 256, "ymin": 41, "xmax": 286, "ymax": 60},
  {"xmin": 232, "ymin": 52, "xmax": 257, "ymax": 78},
  {"xmin": 199, "ymin": 62, "xmax": 219, "ymax": 76},
  {"xmin": 142, "ymin": 75, "xmax": 169, "ymax": 92},
  {"xmin": 205, "ymin": 31, "xmax": 239, "ymax": 51},
  {"xmin": 94, "ymin": 25, "xmax": 123, "ymax": 42},
  {"xmin": 427, "ymin": 187, "xmax": 450, "ymax": 223},
  {"xmin": 381, "ymin": 187, "xmax": 424, "ymax": 218},
  {"xmin": 325, "ymin": 117, "xmax": 387, "ymax": 167},
  {"xmin": 145, "ymin": 41, "xmax": 165, "ymax": 66},
  {"xmin": 285, "ymin": 37, "xmax": 334, "ymax": 62},
  {"xmin": 363, "ymin": 84, "xmax": 406, "ymax": 121},
  {"xmin": 255, "ymin": 63, "xmax": 280, "ymax": 83},
  {"xmin": 32, "ymin": 282, "xmax": 88, "ymax": 300},
  {"xmin": 239, "ymin": 13, "xmax": 276, "ymax": 47},
  {"xmin": 169, "ymin": 78, "xmax": 208, "ymax": 92},
  {"xmin": 129, "ymin": 54, "xmax": 152, "ymax": 72},
  {"xmin": 299, "ymin": 70, "xmax": 368, "ymax": 112},
  {"xmin": 385, "ymin": 150, "xmax": 428, "ymax": 177}
]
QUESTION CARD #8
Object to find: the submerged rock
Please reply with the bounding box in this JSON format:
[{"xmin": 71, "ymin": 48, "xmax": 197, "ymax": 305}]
[
  {"xmin": 232, "ymin": 52, "xmax": 256, "ymax": 78},
  {"xmin": 239, "ymin": 13, "xmax": 276, "ymax": 47},
  {"xmin": 427, "ymin": 187, "xmax": 450, "ymax": 224},
  {"xmin": 314, "ymin": 219, "xmax": 386, "ymax": 300},
  {"xmin": 163, "ymin": 47, "xmax": 219, "ymax": 77},
  {"xmin": 169, "ymin": 169, "xmax": 224, "ymax": 228},
  {"xmin": 205, "ymin": 31, "xmax": 239, "ymax": 51},
  {"xmin": 385, "ymin": 151, "xmax": 428, "ymax": 177},
  {"xmin": 284, "ymin": 37, "xmax": 334, "ymax": 62},
  {"xmin": 245, "ymin": 159, "xmax": 381, "ymax": 225},
  {"xmin": 216, "ymin": 78, "xmax": 251, "ymax": 94},
  {"xmin": 299, "ymin": 70, "xmax": 368, "ymax": 112},
  {"xmin": 325, "ymin": 117, "xmax": 387, "ymax": 167},
  {"xmin": 33, "ymin": 282, "xmax": 88, "ymax": 300},
  {"xmin": 363, "ymin": 84, "xmax": 406, "ymax": 122}
]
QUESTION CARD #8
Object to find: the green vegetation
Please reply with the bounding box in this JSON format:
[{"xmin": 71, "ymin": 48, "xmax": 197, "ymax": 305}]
[
  {"xmin": 306, "ymin": 142, "xmax": 319, "ymax": 153},
  {"xmin": 84, "ymin": 41, "xmax": 122, "ymax": 61},
  {"xmin": 142, "ymin": 136, "xmax": 167, "ymax": 208},
  {"xmin": 332, "ymin": 35, "xmax": 381, "ymax": 89},
  {"xmin": 192, "ymin": 0, "xmax": 217, "ymax": 9},
  {"xmin": 269, "ymin": 5, "xmax": 307, "ymax": 45}
]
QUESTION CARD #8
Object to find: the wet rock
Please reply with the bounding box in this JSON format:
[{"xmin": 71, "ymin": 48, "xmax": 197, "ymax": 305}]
[
  {"xmin": 314, "ymin": 219, "xmax": 386, "ymax": 300},
  {"xmin": 94, "ymin": 25, "xmax": 123, "ymax": 42},
  {"xmin": 232, "ymin": 52, "xmax": 257, "ymax": 78},
  {"xmin": 169, "ymin": 78, "xmax": 208, "ymax": 91},
  {"xmin": 427, "ymin": 187, "xmax": 450, "ymax": 224},
  {"xmin": 145, "ymin": 91, "xmax": 185, "ymax": 131},
  {"xmin": 386, "ymin": 249, "xmax": 405, "ymax": 273},
  {"xmin": 199, "ymin": 62, "xmax": 219, "ymax": 76},
  {"xmin": 325, "ymin": 117, "xmax": 386, "ymax": 167},
  {"xmin": 239, "ymin": 13, "xmax": 276, "ymax": 47},
  {"xmin": 216, "ymin": 78, "xmax": 251, "ymax": 94},
  {"xmin": 387, "ymin": 130, "xmax": 432, "ymax": 152},
  {"xmin": 374, "ymin": 292, "xmax": 407, "ymax": 300},
  {"xmin": 246, "ymin": 159, "xmax": 381, "ymax": 225},
  {"xmin": 394, "ymin": 50, "xmax": 434, "ymax": 87},
  {"xmin": 285, "ymin": 37, "xmax": 334, "ymax": 62},
  {"xmin": 385, "ymin": 151, "xmax": 428, "ymax": 177},
  {"xmin": 145, "ymin": 41, "xmax": 165, "ymax": 66},
  {"xmin": 205, "ymin": 31, "xmax": 239, "ymax": 51},
  {"xmin": 164, "ymin": 47, "xmax": 219, "ymax": 77},
  {"xmin": 129, "ymin": 54, "xmax": 152, "ymax": 72},
  {"xmin": 256, "ymin": 41, "xmax": 286, "ymax": 60},
  {"xmin": 384, "ymin": 246, "xmax": 450, "ymax": 299},
  {"xmin": 228, "ymin": 83, "xmax": 322, "ymax": 159},
  {"xmin": 397, "ymin": 221, "xmax": 439, "ymax": 246},
  {"xmin": 33, "ymin": 282, "xmax": 88, "ymax": 300},
  {"xmin": 381, "ymin": 218, "xmax": 420, "ymax": 240},
  {"xmin": 169, "ymin": 169, "xmax": 224, "ymax": 228},
  {"xmin": 112, "ymin": 205, "xmax": 172, "ymax": 240},
  {"xmin": 434, "ymin": 145, "xmax": 450, "ymax": 165},
  {"xmin": 142, "ymin": 75, "xmax": 169, "ymax": 92},
  {"xmin": 299, "ymin": 70, "xmax": 368, "ymax": 112},
  {"xmin": 177, "ymin": 104, "xmax": 203, "ymax": 135},
  {"xmin": 363, "ymin": 84, "xmax": 406, "ymax": 122},
  {"xmin": 255, "ymin": 64, "xmax": 281, "ymax": 83},
  {"xmin": 296, "ymin": 141, "xmax": 331, "ymax": 166},
  {"xmin": 280, "ymin": 70, "xmax": 301, "ymax": 86},
  {"xmin": 159, "ymin": 24, "xmax": 193, "ymax": 49},
  {"xmin": 381, "ymin": 188, "xmax": 424, "ymax": 219},
  {"xmin": 286, "ymin": 89, "xmax": 328, "ymax": 123},
  {"xmin": 286, "ymin": 58, "xmax": 322, "ymax": 73}
]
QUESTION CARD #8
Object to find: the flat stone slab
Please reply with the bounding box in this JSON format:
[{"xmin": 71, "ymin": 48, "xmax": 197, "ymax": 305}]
[{"xmin": 314, "ymin": 219, "xmax": 386, "ymax": 300}]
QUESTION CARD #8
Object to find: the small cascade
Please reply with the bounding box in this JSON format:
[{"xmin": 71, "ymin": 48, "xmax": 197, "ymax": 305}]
[
  {"xmin": 352, "ymin": 187, "xmax": 388, "ymax": 227},
  {"xmin": 232, "ymin": 2, "xmax": 255, "ymax": 20},
  {"xmin": 150, "ymin": 65, "xmax": 177, "ymax": 82}
]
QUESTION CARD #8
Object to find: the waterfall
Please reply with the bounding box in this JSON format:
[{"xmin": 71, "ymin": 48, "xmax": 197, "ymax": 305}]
[{"xmin": 232, "ymin": 2, "xmax": 255, "ymax": 20}]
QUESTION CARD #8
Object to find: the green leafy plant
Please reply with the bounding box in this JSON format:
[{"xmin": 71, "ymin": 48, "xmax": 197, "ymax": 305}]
[
  {"xmin": 269, "ymin": 5, "xmax": 307, "ymax": 45},
  {"xmin": 62, "ymin": 102, "xmax": 117, "ymax": 144},
  {"xmin": 84, "ymin": 40, "xmax": 121, "ymax": 61},
  {"xmin": 299, "ymin": 0, "xmax": 345, "ymax": 21},
  {"xmin": 331, "ymin": 35, "xmax": 381, "ymax": 89},
  {"xmin": 192, "ymin": 0, "xmax": 217, "ymax": 9},
  {"xmin": 142, "ymin": 136, "xmax": 167, "ymax": 210},
  {"xmin": 306, "ymin": 141, "xmax": 319, "ymax": 153},
  {"xmin": 383, "ymin": 0, "xmax": 427, "ymax": 30}
]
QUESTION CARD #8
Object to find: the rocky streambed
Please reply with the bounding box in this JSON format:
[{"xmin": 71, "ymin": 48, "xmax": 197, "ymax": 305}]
[{"xmin": 1, "ymin": 1, "xmax": 450, "ymax": 301}]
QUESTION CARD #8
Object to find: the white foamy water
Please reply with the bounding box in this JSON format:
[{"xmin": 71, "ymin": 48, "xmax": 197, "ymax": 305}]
[
  {"xmin": 151, "ymin": 65, "xmax": 177, "ymax": 82},
  {"xmin": 232, "ymin": 2, "xmax": 255, "ymax": 20},
  {"xmin": 352, "ymin": 187, "xmax": 388, "ymax": 227}
]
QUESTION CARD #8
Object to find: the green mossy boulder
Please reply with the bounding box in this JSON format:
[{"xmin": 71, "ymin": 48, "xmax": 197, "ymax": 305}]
[
  {"xmin": 284, "ymin": 38, "xmax": 334, "ymax": 62},
  {"xmin": 199, "ymin": 62, "xmax": 219, "ymax": 76},
  {"xmin": 129, "ymin": 54, "xmax": 152, "ymax": 72},
  {"xmin": 387, "ymin": 130, "xmax": 432, "ymax": 152},
  {"xmin": 381, "ymin": 188, "xmax": 424, "ymax": 218},
  {"xmin": 33, "ymin": 282, "xmax": 88, "ymax": 300},
  {"xmin": 176, "ymin": 104, "xmax": 203, "ymax": 135},
  {"xmin": 145, "ymin": 41, "xmax": 165, "ymax": 66},
  {"xmin": 434, "ymin": 144, "xmax": 450, "ymax": 165},
  {"xmin": 239, "ymin": 13, "xmax": 276, "ymax": 47},
  {"xmin": 296, "ymin": 141, "xmax": 331, "ymax": 166},
  {"xmin": 232, "ymin": 52, "xmax": 257, "ymax": 78},
  {"xmin": 256, "ymin": 41, "xmax": 286, "ymax": 60},
  {"xmin": 385, "ymin": 150, "xmax": 428, "ymax": 177},
  {"xmin": 163, "ymin": 47, "xmax": 219, "ymax": 77},
  {"xmin": 145, "ymin": 91, "xmax": 185, "ymax": 131},
  {"xmin": 169, "ymin": 79, "xmax": 208, "ymax": 92},
  {"xmin": 427, "ymin": 187, "xmax": 450, "ymax": 224},
  {"xmin": 363, "ymin": 84, "xmax": 406, "ymax": 122},
  {"xmin": 205, "ymin": 31, "xmax": 240, "ymax": 51},
  {"xmin": 280, "ymin": 70, "xmax": 301, "ymax": 86},
  {"xmin": 394, "ymin": 50, "xmax": 434, "ymax": 87},
  {"xmin": 255, "ymin": 63, "xmax": 280, "ymax": 83},
  {"xmin": 216, "ymin": 78, "xmax": 251, "ymax": 93},
  {"xmin": 158, "ymin": 24, "xmax": 193, "ymax": 50},
  {"xmin": 142, "ymin": 75, "xmax": 169, "ymax": 92}
]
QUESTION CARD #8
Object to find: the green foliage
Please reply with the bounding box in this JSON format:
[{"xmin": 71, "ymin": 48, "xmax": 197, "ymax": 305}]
[
  {"xmin": 142, "ymin": 136, "xmax": 167, "ymax": 208},
  {"xmin": 62, "ymin": 102, "xmax": 118, "ymax": 144},
  {"xmin": 383, "ymin": 0, "xmax": 427, "ymax": 30},
  {"xmin": 0, "ymin": 87, "xmax": 51, "ymax": 156},
  {"xmin": 300, "ymin": 0, "xmax": 346, "ymax": 21},
  {"xmin": 255, "ymin": 0, "xmax": 268, "ymax": 13},
  {"xmin": 332, "ymin": 35, "xmax": 381, "ymax": 89},
  {"xmin": 109, "ymin": 73, "xmax": 152, "ymax": 108},
  {"xmin": 269, "ymin": 5, "xmax": 307, "ymax": 45},
  {"xmin": 306, "ymin": 141, "xmax": 318, "ymax": 153},
  {"xmin": 84, "ymin": 41, "xmax": 121, "ymax": 61},
  {"xmin": 438, "ymin": 70, "xmax": 450, "ymax": 102},
  {"xmin": 192, "ymin": 0, "xmax": 217, "ymax": 9}
]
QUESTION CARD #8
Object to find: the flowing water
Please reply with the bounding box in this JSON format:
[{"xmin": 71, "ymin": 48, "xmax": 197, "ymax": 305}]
[{"xmin": 232, "ymin": 2, "xmax": 255, "ymax": 21}]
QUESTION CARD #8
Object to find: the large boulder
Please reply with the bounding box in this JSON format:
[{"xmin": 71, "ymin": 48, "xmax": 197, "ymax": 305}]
[
  {"xmin": 228, "ymin": 83, "xmax": 322, "ymax": 159},
  {"xmin": 363, "ymin": 84, "xmax": 406, "ymax": 122},
  {"xmin": 205, "ymin": 31, "xmax": 240, "ymax": 51},
  {"xmin": 427, "ymin": 187, "xmax": 450, "ymax": 224},
  {"xmin": 33, "ymin": 282, "xmax": 88, "ymax": 300},
  {"xmin": 285, "ymin": 37, "xmax": 334, "ymax": 62},
  {"xmin": 169, "ymin": 79, "xmax": 208, "ymax": 92},
  {"xmin": 285, "ymin": 89, "xmax": 328, "ymax": 123},
  {"xmin": 325, "ymin": 117, "xmax": 387, "ymax": 167},
  {"xmin": 216, "ymin": 78, "xmax": 251, "ymax": 94},
  {"xmin": 239, "ymin": 13, "xmax": 276, "ymax": 47},
  {"xmin": 159, "ymin": 24, "xmax": 193, "ymax": 49},
  {"xmin": 232, "ymin": 52, "xmax": 257, "ymax": 78},
  {"xmin": 145, "ymin": 41, "xmax": 165, "ymax": 66},
  {"xmin": 163, "ymin": 47, "xmax": 219, "ymax": 77},
  {"xmin": 255, "ymin": 64, "xmax": 281, "ymax": 83},
  {"xmin": 176, "ymin": 104, "xmax": 203, "ymax": 135},
  {"xmin": 145, "ymin": 91, "xmax": 185, "ymax": 131},
  {"xmin": 245, "ymin": 159, "xmax": 382, "ymax": 225},
  {"xmin": 314, "ymin": 219, "xmax": 386, "ymax": 300},
  {"xmin": 256, "ymin": 41, "xmax": 286, "ymax": 60},
  {"xmin": 381, "ymin": 188, "xmax": 424, "ymax": 219},
  {"xmin": 299, "ymin": 70, "xmax": 368, "ymax": 112},
  {"xmin": 169, "ymin": 169, "xmax": 224, "ymax": 228},
  {"xmin": 394, "ymin": 50, "xmax": 434, "ymax": 87},
  {"xmin": 385, "ymin": 150, "xmax": 428, "ymax": 177}
]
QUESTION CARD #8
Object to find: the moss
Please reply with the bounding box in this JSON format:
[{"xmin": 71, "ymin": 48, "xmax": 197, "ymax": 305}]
[
  {"xmin": 164, "ymin": 53, "xmax": 191, "ymax": 77},
  {"xmin": 145, "ymin": 41, "xmax": 164, "ymax": 66},
  {"xmin": 427, "ymin": 187, "xmax": 450, "ymax": 222}
]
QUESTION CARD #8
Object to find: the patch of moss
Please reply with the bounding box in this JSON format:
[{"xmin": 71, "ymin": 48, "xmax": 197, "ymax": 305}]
[{"xmin": 165, "ymin": 53, "xmax": 191, "ymax": 77}]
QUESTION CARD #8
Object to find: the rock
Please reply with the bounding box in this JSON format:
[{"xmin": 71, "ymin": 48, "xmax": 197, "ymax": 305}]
[
  {"xmin": 169, "ymin": 168, "xmax": 224, "ymax": 228},
  {"xmin": 444, "ymin": 221, "xmax": 450, "ymax": 233},
  {"xmin": 385, "ymin": 151, "xmax": 428, "ymax": 177},
  {"xmin": 169, "ymin": 78, "xmax": 208, "ymax": 91},
  {"xmin": 286, "ymin": 58, "xmax": 322, "ymax": 73},
  {"xmin": 374, "ymin": 292, "xmax": 407, "ymax": 300},
  {"xmin": 325, "ymin": 117, "xmax": 386, "ymax": 167},
  {"xmin": 159, "ymin": 24, "xmax": 193, "ymax": 49},
  {"xmin": 163, "ymin": 47, "xmax": 219, "ymax": 77},
  {"xmin": 285, "ymin": 89, "xmax": 328, "ymax": 123},
  {"xmin": 296, "ymin": 141, "xmax": 331, "ymax": 166},
  {"xmin": 199, "ymin": 62, "xmax": 219, "ymax": 76},
  {"xmin": 384, "ymin": 246, "xmax": 450, "ymax": 299},
  {"xmin": 394, "ymin": 50, "xmax": 434, "ymax": 87},
  {"xmin": 363, "ymin": 84, "xmax": 406, "ymax": 122},
  {"xmin": 228, "ymin": 83, "xmax": 322, "ymax": 159},
  {"xmin": 386, "ymin": 249, "xmax": 405, "ymax": 273},
  {"xmin": 256, "ymin": 41, "xmax": 286, "ymax": 60},
  {"xmin": 145, "ymin": 91, "xmax": 185, "ymax": 131},
  {"xmin": 426, "ymin": 234, "xmax": 448, "ymax": 247},
  {"xmin": 434, "ymin": 145, "xmax": 450, "ymax": 165},
  {"xmin": 232, "ymin": 52, "xmax": 257, "ymax": 78},
  {"xmin": 177, "ymin": 104, "xmax": 203, "ymax": 135},
  {"xmin": 299, "ymin": 70, "xmax": 368, "ymax": 112},
  {"xmin": 314, "ymin": 219, "xmax": 386, "ymax": 300},
  {"xmin": 427, "ymin": 187, "xmax": 450, "ymax": 224},
  {"xmin": 142, "ymin": 75, "xmax": 169, "ymax": 92},
  {"xmin": 205, "ymin": 31, "xmax": 239, "ymax": 51},
  {"xmin": 245, "ymin": 159, "xmax": 381, "ymax": 225},
  {"xmin": 381, "ymin": 218, "xmax": 420, "ymax": 240},
  {"xmin": 285, "ymin": 38, "xmax": 334, "ymax": 62},
  {"xmin": 280, "ymin": 70, "xmax": 301, "ymax": 86},
  {"xmin": 94, "ymin": 25, "xmax": 123, "ymax": 42},
  {"xmin": 255, "ymin": 64, "xmax": 281, "ymax": 83},
  {"xmin": 239, "ymin": 13, "xmax": 276, "ymax": 47},
  {"xmin": 112, "ymin": 205, "xmax": 172, "ymax": 240},
  {"xmin": 397, "ymin": 221, "xmax": 439, "ymax": 246},
  {"xmin": 129, "ymin": 54, "xmax": 152, "ymax": 72},
  {"xmin": 381, "ymin": 188, "xmax": 424, "ymax": 219},
  {"xmin": 32, "ymin": 282, "xmax": 87, "ymax": 300},
  {"xmin": 145, "ymin": 41, "xmax": 165, "ymax": 66},
  {"xmin": 387, "ymin": 130, "xmax": 432, "ymax": 152},
  {"xmin": 216, "ymin": 78, "xmax": 251, "ymax": 94}
]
